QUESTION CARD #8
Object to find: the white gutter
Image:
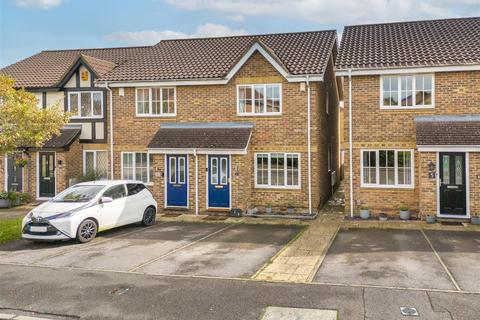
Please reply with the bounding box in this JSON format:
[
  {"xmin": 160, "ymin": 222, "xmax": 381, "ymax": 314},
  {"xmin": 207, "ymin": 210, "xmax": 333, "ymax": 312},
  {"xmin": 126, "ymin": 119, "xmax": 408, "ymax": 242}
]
[
  {"xmin": 306, "ymin": 76, "xmax": 312, "ymax": 215},
  {"xmin": 105, "ymin": 82, "xmax": 114, "ymax": 179},
  {"xmin": 194, "ymin": 148, "xmax": 199, "ymax": 216},
  {"xmin": 348, "ymin": 69, "xmax": 354, "ymax": 217}
]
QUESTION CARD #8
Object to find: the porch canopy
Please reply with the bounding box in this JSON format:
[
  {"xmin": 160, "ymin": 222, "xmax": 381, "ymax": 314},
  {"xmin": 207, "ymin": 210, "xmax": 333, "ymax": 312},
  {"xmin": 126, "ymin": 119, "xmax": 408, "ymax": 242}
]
[
  {"xmin": 147, "ymin": 122, "xmax": 254, "ymax": 154},
  {"xmin": 415, "ymin": 115, "xmax": 480, "ymax": 151},
  {"xmin": 23, "ymin": 125, "xmax": 81, "ymax": 151}
]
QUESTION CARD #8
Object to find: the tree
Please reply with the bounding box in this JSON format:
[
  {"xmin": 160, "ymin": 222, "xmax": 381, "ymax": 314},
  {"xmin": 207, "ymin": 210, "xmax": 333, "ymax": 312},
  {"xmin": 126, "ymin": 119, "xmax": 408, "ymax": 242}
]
[{"xmin": 0, "ymin": 75, "xmax": 70, "ymax": 153}]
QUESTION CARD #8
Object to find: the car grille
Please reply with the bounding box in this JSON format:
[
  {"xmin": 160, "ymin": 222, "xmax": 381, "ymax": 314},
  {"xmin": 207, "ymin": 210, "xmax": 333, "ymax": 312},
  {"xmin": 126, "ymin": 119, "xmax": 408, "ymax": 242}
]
[{"xmin": 23, "ymin": 222, "xmax": 60, "ymax": 236}]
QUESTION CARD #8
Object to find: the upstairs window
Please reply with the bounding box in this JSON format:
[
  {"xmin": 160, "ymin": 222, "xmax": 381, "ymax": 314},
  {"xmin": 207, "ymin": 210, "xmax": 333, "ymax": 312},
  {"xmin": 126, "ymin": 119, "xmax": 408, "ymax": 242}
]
[
  {"xmin": 68, "ymin": 91, "xmax": 103, "ymax": 118},
  {"xmin": 136, "ymin": 87, "xmax": 176, "ymax": 116},
  {"xmin": 381, "ymin": 75, "xmax": 433, "ymax": 109},
  {"xmin": 237, "ymin": 84, "xmax": 281, "ymax": 115}
]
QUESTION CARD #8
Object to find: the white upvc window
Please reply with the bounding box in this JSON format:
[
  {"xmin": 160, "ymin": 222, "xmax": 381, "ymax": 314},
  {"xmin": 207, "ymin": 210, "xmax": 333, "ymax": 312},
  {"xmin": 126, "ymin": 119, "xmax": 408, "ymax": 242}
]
[
  {"xmin": 83, "ymin": 150, "xmax": 108, "ymax": 178},
  {"xmin": 255, "ymin": 153, "xmax": 300, "ymax": 189},
  {"xmin": 360, "ymin": 149, "xmax": 414, "ymax": 188},
  {"xmin": 135, "ymin": 87, "xmax": 176, "ymax": 117},
  {"xmin": 380, "ymin": 74, "xmax": 434, "ymax": 109},
  {"xmin": 68, "ymin": 91, "xmax": 103, "ymax": 118},
  {"xmin": 121, "ymin": 152, "xmax": 153, "ymax": 183},
  {"xmin": 237, "ymin": 84, "xmax": 281, "ymax": 115}
]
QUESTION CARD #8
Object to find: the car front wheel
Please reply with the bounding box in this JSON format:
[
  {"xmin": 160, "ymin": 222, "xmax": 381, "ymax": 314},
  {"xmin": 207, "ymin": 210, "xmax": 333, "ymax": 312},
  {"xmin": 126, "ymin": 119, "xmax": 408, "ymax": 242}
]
[
  {"xmin": 76, "ymin": 219, "xmax": 98, "ymax": 243},
  {"xmin": 141, "ymin": 207, "xmax": 156, "ymax": 226}
]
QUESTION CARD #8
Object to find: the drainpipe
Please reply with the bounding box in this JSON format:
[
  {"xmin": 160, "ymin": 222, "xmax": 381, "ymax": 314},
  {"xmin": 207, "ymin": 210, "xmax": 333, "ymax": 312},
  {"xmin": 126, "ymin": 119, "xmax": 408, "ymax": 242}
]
[
  {"xmin": 105, "ymin": 83, "xmax": 114, "ymax": 179},
  {"xmin": 348, "ymin": 69, "xmax": 354, "ymax": 217},
  {"xmin": 194, "ymin": 149, "xmax": 199, "ymax": 216},
  {"xmin": 306, "ymin": 76, "xmax": 312, "ymax": 215}
]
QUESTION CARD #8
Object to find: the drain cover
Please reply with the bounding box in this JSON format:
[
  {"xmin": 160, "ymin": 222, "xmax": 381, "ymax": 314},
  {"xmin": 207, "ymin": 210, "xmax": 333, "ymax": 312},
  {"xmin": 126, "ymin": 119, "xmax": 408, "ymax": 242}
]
[{"xmin": 400, "ymin": 306, "xmax": 419, "ymax": 316}]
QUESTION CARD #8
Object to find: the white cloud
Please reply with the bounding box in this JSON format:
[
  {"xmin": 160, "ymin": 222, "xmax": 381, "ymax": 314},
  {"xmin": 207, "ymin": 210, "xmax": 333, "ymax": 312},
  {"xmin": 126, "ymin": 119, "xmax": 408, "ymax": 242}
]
[
  {"xmin": 165, "ymin": 0, "xmax": 479, "ymax": 25},
  {"xmin": 105, "ymin": 23, "xmax": 247, "ymax": 45},
  {"xmin": 14, "ymin": 0, "xmax": 63, "ymax": 10}
]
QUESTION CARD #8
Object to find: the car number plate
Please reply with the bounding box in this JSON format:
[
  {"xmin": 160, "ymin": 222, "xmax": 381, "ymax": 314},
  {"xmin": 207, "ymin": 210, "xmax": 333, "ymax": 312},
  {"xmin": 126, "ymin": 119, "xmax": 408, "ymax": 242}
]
[{"xmin": 30, "ymin": 226, "xmax": 47, "ymax": 232}]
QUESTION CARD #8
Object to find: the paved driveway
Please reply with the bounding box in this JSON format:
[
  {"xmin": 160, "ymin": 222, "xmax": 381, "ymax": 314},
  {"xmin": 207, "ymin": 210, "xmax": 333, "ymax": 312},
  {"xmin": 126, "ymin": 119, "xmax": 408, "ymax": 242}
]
[
  {"xmin": 314, "ymin": 229, "xmax": 480, "ymax": 292},
  {"xmin": 0, "ymin": 222, "xmax": 301, "ymax": 278}
]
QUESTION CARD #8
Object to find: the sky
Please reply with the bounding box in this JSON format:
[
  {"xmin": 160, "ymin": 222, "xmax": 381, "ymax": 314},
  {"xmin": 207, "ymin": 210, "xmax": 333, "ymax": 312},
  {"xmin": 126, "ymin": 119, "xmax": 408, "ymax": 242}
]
[{"xmin": 0, "ymin": 0, "xmax": 479, "ymax": 67}]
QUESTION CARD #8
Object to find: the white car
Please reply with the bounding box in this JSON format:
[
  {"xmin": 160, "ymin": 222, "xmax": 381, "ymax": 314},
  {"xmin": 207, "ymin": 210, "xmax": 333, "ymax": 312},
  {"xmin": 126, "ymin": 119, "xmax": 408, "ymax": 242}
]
[{"xmin": 22, "ymin": 180, "xmax": 157, "ymax": 243}]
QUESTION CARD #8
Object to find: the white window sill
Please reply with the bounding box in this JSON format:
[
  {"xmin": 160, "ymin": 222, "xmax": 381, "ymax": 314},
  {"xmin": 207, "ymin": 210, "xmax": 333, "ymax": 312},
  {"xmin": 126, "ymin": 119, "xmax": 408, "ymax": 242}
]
[
  {"xmin": 380, "ymin": 105, "xmax": 434, "ymax": 110},
  {"xmin": 71, "ymin": 116, "xmax": 103, "ymax": 119},
  {"xmin": 255, "ymin": 185, "xmax": 301, "ymax": 190},
  {"xmin": 135, "ymin": 114, "xmax": 176, "ymax": 118},
  {"xmin": 360, "ymin": 184, "xmax": 414, "ymax": 189},
  {"xmin": 237, "ymin": 113, "xmax": 282, "ymax": 117}
]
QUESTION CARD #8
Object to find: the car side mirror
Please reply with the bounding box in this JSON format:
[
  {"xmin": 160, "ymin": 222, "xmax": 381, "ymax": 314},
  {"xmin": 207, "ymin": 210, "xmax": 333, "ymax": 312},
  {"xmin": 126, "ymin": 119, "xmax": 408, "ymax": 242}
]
[{"xmin": 100, "ymin": 196, "xmax": 113, "ymax": 204}]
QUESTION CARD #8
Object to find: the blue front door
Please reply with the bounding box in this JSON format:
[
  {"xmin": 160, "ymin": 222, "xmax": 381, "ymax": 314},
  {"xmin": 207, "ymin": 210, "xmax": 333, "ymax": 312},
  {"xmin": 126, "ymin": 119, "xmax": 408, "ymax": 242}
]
[
  {"xmin": 166, "ymin": 155, "xmax": 188, "ymax": 207},
  {"xmin": 208, "ymin": 155, "xmax": 230, "ymax": 208}
]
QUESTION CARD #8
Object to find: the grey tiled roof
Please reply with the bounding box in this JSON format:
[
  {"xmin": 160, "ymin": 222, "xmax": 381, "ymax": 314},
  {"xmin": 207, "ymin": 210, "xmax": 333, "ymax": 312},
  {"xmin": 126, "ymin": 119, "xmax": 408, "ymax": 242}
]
[
  {"xmin": 415, "ymin": 115, "xmax": 480, "ymax": 146},
  {"xmin": 148, "ymin": 122, "xmax": 253, "ymax": 150},
  {"xmin": 337, "ymin": 17, "xmax": 480, "ymax": 70}
]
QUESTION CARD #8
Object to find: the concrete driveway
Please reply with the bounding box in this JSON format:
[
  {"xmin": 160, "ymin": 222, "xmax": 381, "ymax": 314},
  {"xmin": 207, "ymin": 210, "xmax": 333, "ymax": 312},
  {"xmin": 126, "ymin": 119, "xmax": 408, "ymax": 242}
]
[
  {"xmin": 0, "ymin": 221, "xmax": 301, "ymax": 278},
  {"xmin": 314, "ymin": 229, "xmax": 480, "ymax": 292}
]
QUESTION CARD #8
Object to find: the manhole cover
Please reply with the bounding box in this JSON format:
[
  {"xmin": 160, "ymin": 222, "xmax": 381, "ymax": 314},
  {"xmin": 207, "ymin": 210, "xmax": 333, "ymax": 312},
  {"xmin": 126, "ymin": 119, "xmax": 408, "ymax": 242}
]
[
  {"xmin": 400, "ymin": 306, "xmax": 419, "ymax": 316},
  {"xmin": 109, "ymin": 287, "xmax": 130, "ymax": 295}
]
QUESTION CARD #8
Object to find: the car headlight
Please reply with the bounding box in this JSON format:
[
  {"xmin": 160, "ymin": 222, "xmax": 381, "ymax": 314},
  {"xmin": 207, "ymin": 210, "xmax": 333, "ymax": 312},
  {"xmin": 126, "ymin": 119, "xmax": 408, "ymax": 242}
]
[{"xmin": 26, "ymin": 211, "xmax": 33, "ymax": 219}]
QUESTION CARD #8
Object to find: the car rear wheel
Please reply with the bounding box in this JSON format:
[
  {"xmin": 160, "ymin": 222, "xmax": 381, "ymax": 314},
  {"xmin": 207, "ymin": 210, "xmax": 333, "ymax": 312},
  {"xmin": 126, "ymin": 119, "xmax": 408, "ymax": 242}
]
[
  {"xmin": 141, "ymin": 207, "xmax": 156, "ymax": 226},
  {"xmin": 76, "ymin": 219, "xmax": 98, "ymax": 243}
]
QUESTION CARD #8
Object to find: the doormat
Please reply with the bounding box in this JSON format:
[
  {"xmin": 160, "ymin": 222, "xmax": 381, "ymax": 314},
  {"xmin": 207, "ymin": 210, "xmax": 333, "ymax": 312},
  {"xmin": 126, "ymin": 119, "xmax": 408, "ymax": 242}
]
[
  {"xmin": 441, "ymin": 221, "xmax": 463, "ymax": 226},
  {"xmin": 162, "ymin": 213, "xmax": 183, "ymax": 217},
  {"xmin": 203, "ymin": 215, "xmax": 228, "ymax": 221}
]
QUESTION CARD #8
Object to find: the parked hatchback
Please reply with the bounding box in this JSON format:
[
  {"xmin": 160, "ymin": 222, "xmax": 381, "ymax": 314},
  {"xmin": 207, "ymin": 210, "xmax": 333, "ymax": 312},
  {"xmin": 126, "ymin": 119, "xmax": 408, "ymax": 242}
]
[{"xmin": 22, "ymin": 180, "xmax": 157, "ymax": 243}]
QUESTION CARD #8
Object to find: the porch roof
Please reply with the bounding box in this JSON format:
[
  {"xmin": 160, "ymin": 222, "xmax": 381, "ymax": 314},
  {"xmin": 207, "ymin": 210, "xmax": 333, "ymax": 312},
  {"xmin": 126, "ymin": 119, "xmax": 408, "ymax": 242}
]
[
  {"xmin": 148, "ymin": 122, "xmax": 253, "ymax": 152},
  {"xmin": 415, "ymin": 115, "xmax": 480, "ymax": 146},
  {"xmin": 24, "ymin": 126, "xmax": 82, "ymax": 150}
]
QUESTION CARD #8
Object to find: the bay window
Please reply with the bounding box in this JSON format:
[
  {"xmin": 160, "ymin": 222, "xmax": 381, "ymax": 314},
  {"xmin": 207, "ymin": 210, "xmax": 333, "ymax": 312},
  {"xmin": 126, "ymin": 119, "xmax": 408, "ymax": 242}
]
[
  {"xmin": 361, "ymin": 149, "xmax": 413, "ymax": 188},
  {"xmin": 68, "ymin": 91, "xmax": 103, "ymax": 118},
  {"xmin": 136, "ymin": 87, "xmax": 176, "ymax": 116},
  {"xmin": 238, "ymin": 84, "xmax": 281, "ymax": 115},
  {"xmin": 122, "ymin": 152, "xmax": 153, "ymax": 183},
  {"xmin": 381, "ymin": 75, "xmax": 433, "ymax": 108},
  {"xmin": 255, "ymin": 153, "xmax": 300, "ymax": 188}
]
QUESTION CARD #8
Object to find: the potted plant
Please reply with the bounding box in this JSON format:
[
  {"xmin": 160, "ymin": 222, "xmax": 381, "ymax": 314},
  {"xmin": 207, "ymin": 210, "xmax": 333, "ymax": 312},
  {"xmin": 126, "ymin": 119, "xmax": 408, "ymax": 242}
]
[
  {"xmin": 18, "ymin": 192, "xmax": 32, "ymax": 204},
  {"xmin": 399, "ymin": 205, "xmax": 411, "ymax": 220},
  {"xmin": 0, "ymin": 192, "xmax": 10, "ymax": 208},
  {"xmin": 471, "ymin": 215, "xmax": 480, "ymax": 225},
  {"xmin": 426, "ymin": 215, "xmax": 436, "ymax": 224},
  {"xmin": 359, "ymin": 206, "xmax": 370, "ymax": 219},
  {"xmin": 247, "ymin": 206, "xmax": 258, "ymax": 215},
  {"xmin": 378, "ymin": 212, "xmax": 388, "ymax": 221},
  {"xmin": 15, "ymin": 158, "xmax": 28, "ymax": 168},
  {"xmin": 8, "ymin": 191, "xmax": 20, "ymax": 207},
  {"xmin": 265, "ymin": 203, "xmax": 273, "ymax": 214},
  {"xmin": 286, "ymin": 202, "xmax": 295, "ymax": 215}
]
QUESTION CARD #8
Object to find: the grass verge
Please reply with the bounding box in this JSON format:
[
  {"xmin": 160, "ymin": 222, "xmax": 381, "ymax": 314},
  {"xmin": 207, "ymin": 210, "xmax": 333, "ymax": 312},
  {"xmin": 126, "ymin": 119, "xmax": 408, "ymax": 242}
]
[{"xmin": 0, "ymin": 217, "xmax": 22, "ymax": 244}]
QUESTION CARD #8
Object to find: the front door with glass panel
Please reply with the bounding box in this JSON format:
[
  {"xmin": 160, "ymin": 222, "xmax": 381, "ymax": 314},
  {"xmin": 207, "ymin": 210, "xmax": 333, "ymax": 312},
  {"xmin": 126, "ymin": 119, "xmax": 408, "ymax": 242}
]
[
  {"xmin": 39, "ymin": 152, "xmax": 55, "ymax": 198},
  {"xmin": 166, "ymin": 155, "xmax": 188, "ymax": 207},
  {"xmin": 208, "ymin": 155, "xmax": 230, "ymax": 208},
  {"xmin": 439, "ymin": 152, "xmax": 467, "ymax": 216},
  {"xmin": 6, "ymin": 153, "xmax": 23, "ymax": 192}
]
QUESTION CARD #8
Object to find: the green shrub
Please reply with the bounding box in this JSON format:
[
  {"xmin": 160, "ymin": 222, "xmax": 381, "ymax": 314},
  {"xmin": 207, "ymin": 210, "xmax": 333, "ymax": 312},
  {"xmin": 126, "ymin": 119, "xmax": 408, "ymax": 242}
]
[{"xmin": 77, "ymin": 170, "xmax": 106, "ymax": 182}]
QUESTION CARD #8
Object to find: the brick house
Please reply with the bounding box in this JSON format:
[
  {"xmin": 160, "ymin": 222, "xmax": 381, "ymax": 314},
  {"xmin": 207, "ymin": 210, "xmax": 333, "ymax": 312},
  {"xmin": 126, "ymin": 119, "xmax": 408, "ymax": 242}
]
[
  {"xmin": 336, "ymin": 17, "xmax": 480, "ymax": 219},
  {"xmin": 1, "ymin": 31, "xmax": 341, "ymax": 215}
]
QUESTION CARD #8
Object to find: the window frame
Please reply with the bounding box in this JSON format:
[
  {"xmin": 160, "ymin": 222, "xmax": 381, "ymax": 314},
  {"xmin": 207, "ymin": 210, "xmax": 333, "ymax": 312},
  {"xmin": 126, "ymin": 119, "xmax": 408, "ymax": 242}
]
[
  {"xmin": 83, "ymin": 150, "xmax": 108, "ymax": 178},
  {"xmin": 236, "ymin": 84, "xmax": 282, "ymax": 116},
  {"xmin": 380, "ymin": 74, "xmax": 435, "ymax": 109},
  {"xmin": 121, "ymin": 152, "xmax": 153, "ymax": 184},
  {"xmin": 135, "ymin": 87, "xmax": 176, "ymax": 117},
  {"xmin": 360, "ymin": 149, "xmax": 414, "ymax": 189},
  {"xmin": 68, "ymin": 91, "xmax": 104, "ymax": 119},
  {"xmin": 254, "ymin": 152, "xmax": 301, "ymax": 189}
]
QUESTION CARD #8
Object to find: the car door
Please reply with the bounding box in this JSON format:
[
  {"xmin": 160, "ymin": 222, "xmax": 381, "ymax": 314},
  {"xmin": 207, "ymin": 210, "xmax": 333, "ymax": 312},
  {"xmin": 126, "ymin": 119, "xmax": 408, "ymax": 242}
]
[
  {"xmin": 99, "ymin": 184, "xmax": 128, "ymax": 229},
  {"xmin": 125, "ymin": 183, "xmax": 148, "ymax": 223}
]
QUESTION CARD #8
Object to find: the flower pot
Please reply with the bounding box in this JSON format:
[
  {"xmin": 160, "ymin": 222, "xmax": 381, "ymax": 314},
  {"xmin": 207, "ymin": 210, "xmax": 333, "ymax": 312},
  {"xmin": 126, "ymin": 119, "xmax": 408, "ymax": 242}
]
[
  {"xmin": 426, "ymin": 215, "xmax": 436, "ymax": 224},
  {"xmin": 360, "ymin": 209, "xmax": 370, "ymax": 220},
  {"xmin": 378, "ymin": 214, "xmax": 388, "ymax": 221},
  {"xmin": 247, "ymin": 207, "xmax": 258, "ymax": 215},
  {"xmin": 471, "ymin": 216, "xmax": 480, "ymax": 225},
  {"xmin": 287, "ymin": 207, "xmax": 295, "ymax": 215},
  {"xmin": 399, "ymin": 210, "xmax": 411, "ymax": 220},
  {"xmin": 265, "ymin": 207, "xmax": 273, "ymax": 214},
  {"xmin": 0, "ymin": 199, "xmax": 10, "ymax": 208}
]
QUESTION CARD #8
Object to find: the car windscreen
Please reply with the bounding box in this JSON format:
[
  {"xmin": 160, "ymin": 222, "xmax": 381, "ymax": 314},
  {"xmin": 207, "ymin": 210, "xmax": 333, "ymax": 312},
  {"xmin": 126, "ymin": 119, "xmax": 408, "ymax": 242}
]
[{"xmin": 52, "ymin": 185, "xmax": 105, "ymax": 203}]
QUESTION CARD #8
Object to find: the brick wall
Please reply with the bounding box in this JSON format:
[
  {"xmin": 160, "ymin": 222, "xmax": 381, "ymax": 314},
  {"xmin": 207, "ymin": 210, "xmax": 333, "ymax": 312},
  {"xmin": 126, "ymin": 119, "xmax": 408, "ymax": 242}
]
[{"xmin": 343, "ymin": 71, "xmax": 480, "ymax": 216}]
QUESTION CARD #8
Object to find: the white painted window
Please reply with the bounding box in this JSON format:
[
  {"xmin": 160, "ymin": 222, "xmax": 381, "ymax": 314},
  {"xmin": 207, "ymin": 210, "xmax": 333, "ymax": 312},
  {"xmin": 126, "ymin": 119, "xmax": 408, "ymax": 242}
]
[
  {"xmin": 361, "ymin": 149, "xmax": 414, "ymax": 188},
  {"xmin": 136, "ymin": 87, "xmax": 176, "ymax": 117},
  {"xmin": 178, "ymin": 157, "xmax": 186, "ymax": 184},
  {"xmin": 381, "ymin": 74, "xmax": 434, "ymax": 109},
  {"xmin": 237, "ymin": 84, "xmax": 281, "ymax": 115},
  {"xmin": 121, "ymin": 152, "xmax": 153, "ymax": 183},
  {"xmin": 83, "ymin": 150, "xmax": 108, "ymax": 178},
  {"xmin": 210, "ymin": 158, "xmax": 218, "ymax": 184},
  {"xmin": 255, "ymin": 153, "xmax": 300, "ymax": 189},
  {"xmin": 68, "ymin": 91, "xmax": 103, "ymax": 118}
]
